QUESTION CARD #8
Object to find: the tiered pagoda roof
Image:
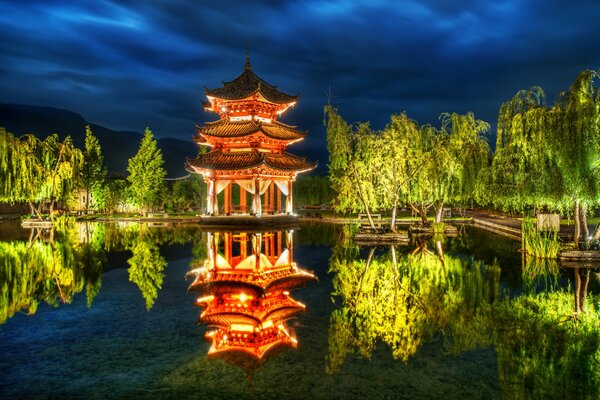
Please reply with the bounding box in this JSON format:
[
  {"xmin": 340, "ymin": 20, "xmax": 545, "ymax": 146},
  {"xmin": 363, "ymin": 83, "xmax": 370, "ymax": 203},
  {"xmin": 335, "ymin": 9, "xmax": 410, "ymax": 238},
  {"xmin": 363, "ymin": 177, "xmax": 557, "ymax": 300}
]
[
  {"xmin": 203, "ymin": 55, "xmax": 297, "ymax": 106},
  {"xmin": 186, "ymin": 150, "xmax": 317, "ymax": 174},
  {"xmin": 194, "ymin": 118, "xmax": 306, "ymax": 144},
  {"xmin": 197, "ymin": 291, "xmax": 305, "ymax": 327},
  {"xmin": 188, "ymin": 54, "xmax": 316, "ymax": 179},
  {"xmin": 205, "ymin": 321, "xmax": 297, "ymax": 360},
  {"xmin": 187, "ymin": 263, "xmax": 317, "ymax": 296}
]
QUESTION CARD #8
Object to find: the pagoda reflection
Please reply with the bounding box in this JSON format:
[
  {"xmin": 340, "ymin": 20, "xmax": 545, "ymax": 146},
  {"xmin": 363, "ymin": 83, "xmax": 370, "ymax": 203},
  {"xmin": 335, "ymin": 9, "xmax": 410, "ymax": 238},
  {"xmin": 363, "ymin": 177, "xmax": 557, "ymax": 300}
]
[{"xmin": 187, "ymin": 229, "xmax": 316, "ymax": 373}]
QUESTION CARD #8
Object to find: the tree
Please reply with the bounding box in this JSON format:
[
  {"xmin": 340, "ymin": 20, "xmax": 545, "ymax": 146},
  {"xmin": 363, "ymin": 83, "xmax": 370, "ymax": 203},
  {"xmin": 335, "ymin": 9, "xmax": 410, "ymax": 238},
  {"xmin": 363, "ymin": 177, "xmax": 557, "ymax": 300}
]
[
  {"xmin": 0, "ymin": 128, "xmax": 40, "ymax": 205},
  {"xmin": 0, "ymin": 129, "xmax": 83, "ymax": 218},
  {"xmin": 377, "ymin": 113, "xmax": 423, "ymax": 229},
  {"xmin": 551, "ymin": 70, "xmax": 600, "ymax": 246},
  {"xmin": 127, "ymin": 128, "xmax": 167, "ymax": 215},
  {"xmin": 170, "ymin": 174, "xmax": 206, "ymax": 213},
  {"xmin": 478, "ymin": 70, "xmax": 599, "ymax": 247},
  {"xmin": 477, "ymin": 86, "xmax": 562, "ymax": 213},
  {"xmin": 325, "ymin": 105, "xmax": 383, "ymax": 230},
  {"xmin": 81, "ymin": 125, "xmax": 106, "ymax": 212},
  {"xmin": 442, "ymin": 112, "xmax": 490, "ymax": 215}
]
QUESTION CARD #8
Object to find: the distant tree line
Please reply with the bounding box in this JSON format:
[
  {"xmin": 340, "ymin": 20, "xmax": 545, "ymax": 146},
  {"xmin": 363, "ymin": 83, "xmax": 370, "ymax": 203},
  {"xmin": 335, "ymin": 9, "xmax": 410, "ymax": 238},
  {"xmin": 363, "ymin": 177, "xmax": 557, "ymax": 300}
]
[
  {"xmin": 293, "ymin": 175, "xmax": 335, "ymax": 208},
  {"xmin": 326, "ymin": 69, "xmax": 600, "ymax": 245},
  {"xmin": 0, "ymin": 125, "xmax": 205, "ymax": 218}
]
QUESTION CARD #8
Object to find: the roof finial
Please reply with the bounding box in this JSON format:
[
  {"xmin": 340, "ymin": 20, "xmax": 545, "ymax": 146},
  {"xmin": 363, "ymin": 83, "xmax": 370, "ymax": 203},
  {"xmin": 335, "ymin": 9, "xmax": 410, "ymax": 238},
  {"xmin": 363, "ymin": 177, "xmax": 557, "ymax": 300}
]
[{"xmin": 245, "ymin": 47, "xmax": 251, "ymax": 70}]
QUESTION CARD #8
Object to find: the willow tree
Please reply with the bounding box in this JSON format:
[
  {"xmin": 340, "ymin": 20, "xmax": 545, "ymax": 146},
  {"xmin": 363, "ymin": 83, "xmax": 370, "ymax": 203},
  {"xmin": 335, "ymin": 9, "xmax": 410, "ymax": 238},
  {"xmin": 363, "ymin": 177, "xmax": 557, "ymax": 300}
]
[
  {"xmin": 479, "ymin": 70, "xmax": 600, "ymax": 247},
  {"xmin": 0, "ymin": 130, "xmax": 82, "ymax": 218},
  {"xmin": 550, "ymin": 70, "xmax": 600, "ymax": 246},
  {"xmin": 325, "ymin": 105, "xmax": 381, "ymax": 230},
  {"xmin": 442, "ymin": 112, "xmax": 490, "ymax": 211},
  {"xmin": 127, "ymin": 128, "xmax": 167, "ymax": 215},
  {"xmin": 377, "ymin": 113, "xmax": 423, "ymax": 229},
  {"xmin": 477, "ymin": 86, "xmax": 560, "ymax": 212},
  {"xmin": 0, "ymin": 128, "xmax": 40, "ymax": 206},
  {"xmin": 35, "ymin": 134, "xmax": 83, "ymax": 216}
]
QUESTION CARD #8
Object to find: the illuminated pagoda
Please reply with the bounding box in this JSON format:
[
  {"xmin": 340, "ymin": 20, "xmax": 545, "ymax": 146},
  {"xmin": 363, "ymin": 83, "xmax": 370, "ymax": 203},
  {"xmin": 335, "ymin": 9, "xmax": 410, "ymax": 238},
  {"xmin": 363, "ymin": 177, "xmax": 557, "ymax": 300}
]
[
  {"xmin": 185, "ymin": 54, "xmax": 317, "ymax": 216},
  {"xmin": 187, "ymin": 230, "xmax": 316, "ymax": 370}
]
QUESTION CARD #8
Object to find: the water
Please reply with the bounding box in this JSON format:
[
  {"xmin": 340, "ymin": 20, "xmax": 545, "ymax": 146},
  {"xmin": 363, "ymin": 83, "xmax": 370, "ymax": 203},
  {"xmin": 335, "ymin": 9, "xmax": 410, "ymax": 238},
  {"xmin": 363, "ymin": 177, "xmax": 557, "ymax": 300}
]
[{"xmin": 0, "ymin": 221, "xmax": 598, "ymax": 399}]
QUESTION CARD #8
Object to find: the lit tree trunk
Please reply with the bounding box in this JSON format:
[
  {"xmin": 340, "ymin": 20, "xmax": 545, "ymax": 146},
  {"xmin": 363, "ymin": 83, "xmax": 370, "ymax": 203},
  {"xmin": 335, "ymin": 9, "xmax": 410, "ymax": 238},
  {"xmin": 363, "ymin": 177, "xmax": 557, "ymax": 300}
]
[
  {"xmin": 435, "ymin": 202, "xmax": 444, "ymax": 224},
  {"xmin": 581, "ymin": 204, "xmax": 589, "ymax": 243},
  {"xmin": 410, "ymin": 203, "xmax": 429, "ymax": 225},
  {"xmin": 574, "ymin": 200, "xmax": 581, "ymax": 248},
  {"xmin": 351, "ymin": 165, "xmax": 377, "ymax": 232},
  {"xmin": 390, "ymin": 193, "xmax": 399, "ymax": 232},
  {"xmin": 592, "ymin": 223, "xmax": 600, "ymax": 241}
]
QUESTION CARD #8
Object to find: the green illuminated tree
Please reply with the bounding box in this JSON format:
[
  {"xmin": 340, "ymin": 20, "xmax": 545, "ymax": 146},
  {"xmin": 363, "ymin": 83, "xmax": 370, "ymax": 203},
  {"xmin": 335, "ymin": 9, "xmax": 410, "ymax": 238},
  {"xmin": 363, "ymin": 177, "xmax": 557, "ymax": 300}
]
[
  {"xmin": 127, "ymin": 128, "xmax": 167, "ymax": 215},
  {"xmin": 0, "ymin": 128, "xmax": 40, "ymax": 206},
  {"xmin": 0, "ymin": 129, "xmax": 83, "ymax": 218},
  {"xmin": 478, "ymin": 70, "xmax": 600, "ymax": 247},
  {"xmin": 377, "ymin": 113, "xmax": 423, "ymax": 229},
  {"xmin": 81, "ymin": 125, "xmax": 106, "ymax": 212},
  {"xmin": 171, "ymin": 174, "xmax": 206, "ymax": 212},
  {"xmin": 325, "ymin": 105, "xmax": 381, "ymax": 229}
]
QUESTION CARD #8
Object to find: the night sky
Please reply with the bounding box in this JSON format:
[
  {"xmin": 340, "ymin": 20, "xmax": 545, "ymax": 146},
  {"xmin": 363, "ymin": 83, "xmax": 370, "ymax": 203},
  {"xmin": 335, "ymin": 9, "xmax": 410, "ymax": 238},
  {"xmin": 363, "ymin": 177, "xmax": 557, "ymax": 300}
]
[{"xmin": 1, "ymin": 1, "xmax": 599, "ymax": 169}]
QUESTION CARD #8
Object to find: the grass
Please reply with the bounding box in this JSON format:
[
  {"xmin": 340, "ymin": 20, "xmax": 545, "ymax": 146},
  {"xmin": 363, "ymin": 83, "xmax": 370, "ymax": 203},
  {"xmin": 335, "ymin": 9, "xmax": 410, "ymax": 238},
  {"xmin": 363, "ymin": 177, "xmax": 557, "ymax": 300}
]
[{"xmin": 522, "ymin": 218, "xmax": 561, "ymax": 259}]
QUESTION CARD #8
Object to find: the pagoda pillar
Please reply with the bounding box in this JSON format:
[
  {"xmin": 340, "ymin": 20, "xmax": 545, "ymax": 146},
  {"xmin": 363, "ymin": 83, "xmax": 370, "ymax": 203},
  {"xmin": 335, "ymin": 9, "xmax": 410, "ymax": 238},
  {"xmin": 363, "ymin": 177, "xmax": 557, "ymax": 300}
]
[
  {"xmin": 286, "ymin": 179, "xmax": 293, "ymax": 214},
  {"xmin": 239, "ymin": 185, "xmax": 246, "ymax": 214},
  {"xmin": 224, "ymin": 232, "xmax": 232, "ymax": 265},
  {"xmin": 264, "ymin": 182, "xmax": 269, "ymax": 213},
  {"xmin": 213, "ymin": 179, "xmax": 220, "ymax": 216},
  {"xmin": 252, "ymin": 178, "xmax": 261, "ymax": 216},
  {"xmin": 277, "ymin": 231, "xmax": 282, "ymax": 255},
  {"xmin": 253, "ymin": 232, "xmax": 262, "ymax": 271},
  {"xmin": 223, "ymin": 183, "xmax": 229, "ymax": 215},
  {"xmin": 241, "ymin": 233, "xmax": 247, "ymax": 258},
  {"xmin": 277, "ymin": 184, "xmax": 282, "ymax": 214},
  {"xmin": 286, "ymin": 229, "xmax": 293, "ymax": 266},
  {"xmin": 269, "ymin": 182, "xmax": 275, "ymax": 214},
  {"xmin": 206, "ymin": 179, "xmax": 215, "ymax": 215}
]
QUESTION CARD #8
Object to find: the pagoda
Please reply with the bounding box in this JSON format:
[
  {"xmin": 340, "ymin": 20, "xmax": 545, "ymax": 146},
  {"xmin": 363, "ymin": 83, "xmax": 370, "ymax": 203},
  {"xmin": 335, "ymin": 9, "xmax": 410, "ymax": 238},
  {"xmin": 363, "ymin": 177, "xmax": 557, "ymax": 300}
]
[
  {"xmin": 186, "ymin": 54, "xmax": 317, "ymax": 216},
  {"xmin": 187, "ymin": 229, "xmax": 316, "ymax": 374}
]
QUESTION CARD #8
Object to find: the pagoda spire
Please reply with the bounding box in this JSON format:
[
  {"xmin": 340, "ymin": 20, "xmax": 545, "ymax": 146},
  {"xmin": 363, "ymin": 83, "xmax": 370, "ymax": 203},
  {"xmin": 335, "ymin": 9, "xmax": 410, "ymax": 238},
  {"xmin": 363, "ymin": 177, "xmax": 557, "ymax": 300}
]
[{"xmin": 245, "ymin": 50, "xmax": 251, "ymax": 70}]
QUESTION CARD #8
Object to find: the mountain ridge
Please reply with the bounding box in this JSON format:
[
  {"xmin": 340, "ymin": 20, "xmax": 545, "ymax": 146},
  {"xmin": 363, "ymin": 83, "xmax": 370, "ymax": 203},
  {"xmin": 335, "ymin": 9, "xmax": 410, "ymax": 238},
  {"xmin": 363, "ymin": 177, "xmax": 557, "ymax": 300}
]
[{"xmin": 0, "ymin": 103, "xmax": 197, "ymax": 177}]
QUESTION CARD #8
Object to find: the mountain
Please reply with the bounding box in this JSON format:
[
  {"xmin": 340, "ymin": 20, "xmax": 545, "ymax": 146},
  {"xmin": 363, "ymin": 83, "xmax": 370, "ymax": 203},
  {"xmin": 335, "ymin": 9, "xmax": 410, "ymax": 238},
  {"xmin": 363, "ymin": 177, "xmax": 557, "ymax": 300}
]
[{"xmin": 0, "ymin": 103, "xmax": 197, "ymax": 177}]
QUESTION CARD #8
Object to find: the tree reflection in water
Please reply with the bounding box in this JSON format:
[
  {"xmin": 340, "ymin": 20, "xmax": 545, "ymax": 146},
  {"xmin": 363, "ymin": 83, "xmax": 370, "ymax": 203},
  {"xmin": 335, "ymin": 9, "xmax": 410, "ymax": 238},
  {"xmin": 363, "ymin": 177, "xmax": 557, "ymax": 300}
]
[
  {"xmin": 0, "ymin": 219, "xmax": 104, "ymax": 323},
  {"xmin": 327, "ymin": 236, "xmax": 500, "ymax": 373},
  {"xmin": 328, "ymin": 231, "xmax": 600, "ymax": 399},
  {"xmin": 0, "ymin": 220, "xmax": 202, "ymax": 323}
]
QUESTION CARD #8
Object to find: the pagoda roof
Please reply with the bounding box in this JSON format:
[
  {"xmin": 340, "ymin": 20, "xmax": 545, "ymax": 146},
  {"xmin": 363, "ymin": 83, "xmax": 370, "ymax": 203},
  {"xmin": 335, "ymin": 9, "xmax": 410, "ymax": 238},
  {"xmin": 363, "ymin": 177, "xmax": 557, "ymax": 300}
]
[
  {"xmin": 197, "ymin": 119, "xmax": 307, "ymax": 141},
  {"xmin": 185, "ymin": 150, "xmax": 317, "ymax": 173},
  {"xmin": 204, "ymin": 59, "xmax": 297, "ymax": 104},
  {"xmin": 198, "ymin": 293, "xmax": 305, "ymax": 327},
  {"xmin": 205, "ymin": 323, "xmax": 297, "ymax": 360},
  {"xmin": 187, "ymin": 267, "xmax": 317, "ymax": 296}
]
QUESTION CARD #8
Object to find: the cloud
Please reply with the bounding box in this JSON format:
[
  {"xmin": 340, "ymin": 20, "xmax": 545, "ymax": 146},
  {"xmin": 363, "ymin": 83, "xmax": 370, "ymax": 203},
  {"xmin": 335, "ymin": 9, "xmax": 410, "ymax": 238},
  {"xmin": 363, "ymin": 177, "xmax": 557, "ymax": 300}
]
[{"xmin": 0, "ymin": 0, "xmax": 598, "ymax": 170}]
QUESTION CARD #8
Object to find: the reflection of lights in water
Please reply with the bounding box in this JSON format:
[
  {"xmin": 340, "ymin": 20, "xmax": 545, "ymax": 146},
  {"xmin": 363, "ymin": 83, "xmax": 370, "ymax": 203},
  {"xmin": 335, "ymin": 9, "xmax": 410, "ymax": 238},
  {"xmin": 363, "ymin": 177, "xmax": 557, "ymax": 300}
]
[{"xmin": 190, "ymin": 229, "xmax": 316, "ymax": 375}]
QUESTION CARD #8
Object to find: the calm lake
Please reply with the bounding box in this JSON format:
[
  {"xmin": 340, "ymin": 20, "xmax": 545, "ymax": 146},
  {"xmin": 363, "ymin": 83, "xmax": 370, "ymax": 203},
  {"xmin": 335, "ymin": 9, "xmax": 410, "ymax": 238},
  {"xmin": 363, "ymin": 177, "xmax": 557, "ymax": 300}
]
[{"xmin": 0, "ymin": 220, "xmax": 598, "ymax": 399}]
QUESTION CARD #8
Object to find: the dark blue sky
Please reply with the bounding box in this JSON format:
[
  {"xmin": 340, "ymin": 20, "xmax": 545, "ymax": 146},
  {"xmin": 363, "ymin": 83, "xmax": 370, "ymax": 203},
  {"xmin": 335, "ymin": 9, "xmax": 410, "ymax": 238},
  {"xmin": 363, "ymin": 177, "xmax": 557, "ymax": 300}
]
[{"xmin": 1, "ymin": 0, "xmax": 599, "ymax": 168}]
